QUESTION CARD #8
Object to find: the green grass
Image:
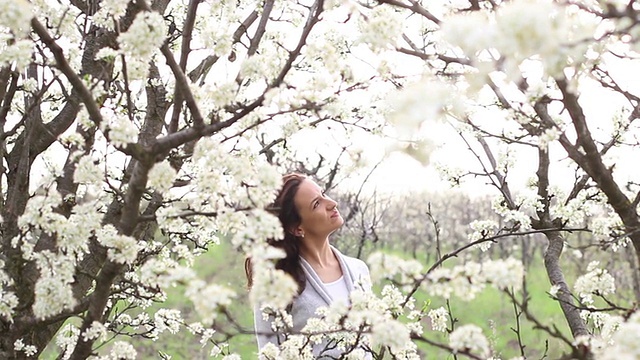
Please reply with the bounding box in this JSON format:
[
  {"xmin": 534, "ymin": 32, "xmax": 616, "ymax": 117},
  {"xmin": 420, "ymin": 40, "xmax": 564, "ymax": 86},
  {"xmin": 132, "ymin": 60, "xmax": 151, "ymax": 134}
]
[{"xmin": 42, "ymin": 244, "xmax": 584, "ymax": 359}]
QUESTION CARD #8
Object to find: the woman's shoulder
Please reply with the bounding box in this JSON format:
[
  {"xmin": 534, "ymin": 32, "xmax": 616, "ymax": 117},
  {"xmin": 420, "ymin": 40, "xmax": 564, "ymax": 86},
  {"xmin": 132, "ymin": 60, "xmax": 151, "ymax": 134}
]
[{"xmin": 334, "ymin": 248, "xmax": 369, "ymax": 274}]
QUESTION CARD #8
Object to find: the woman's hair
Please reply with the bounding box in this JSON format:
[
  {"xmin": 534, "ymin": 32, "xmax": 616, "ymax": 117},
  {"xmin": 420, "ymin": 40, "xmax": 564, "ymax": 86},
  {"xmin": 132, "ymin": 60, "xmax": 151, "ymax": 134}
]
[{"xmin": 244, "ymin": 173, "xmax": 307, "ymax": 294}]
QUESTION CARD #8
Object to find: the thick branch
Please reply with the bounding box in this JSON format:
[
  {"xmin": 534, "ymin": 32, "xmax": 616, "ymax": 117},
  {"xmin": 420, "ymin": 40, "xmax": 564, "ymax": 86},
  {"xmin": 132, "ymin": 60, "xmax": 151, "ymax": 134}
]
[
  {"xmin": 555, "ymin": 77, "xmax": 640, "ymax": 260},
  {"xmin": 168, "ymin": 0, "xmax": 201, "ymax": 133},
  {"xmin": 248, "ymin": 0, "xmax": 275, "ymax": 56},
  {"xmin": 31, "ymin": 18, "xmax": 104, "ymax": 128}
]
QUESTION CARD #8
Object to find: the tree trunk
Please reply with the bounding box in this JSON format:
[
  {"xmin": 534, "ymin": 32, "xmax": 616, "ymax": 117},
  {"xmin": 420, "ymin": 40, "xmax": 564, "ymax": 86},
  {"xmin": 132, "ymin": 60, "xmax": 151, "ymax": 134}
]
[{"xmin": 543, "ymin": 231, "xmax": 589, "ymax": 338}]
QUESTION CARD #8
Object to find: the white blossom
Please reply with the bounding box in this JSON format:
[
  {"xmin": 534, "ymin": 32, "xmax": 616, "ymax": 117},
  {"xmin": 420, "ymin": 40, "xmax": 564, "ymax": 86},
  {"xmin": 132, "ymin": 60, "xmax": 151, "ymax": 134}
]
[
  {"xmin": 387, "ymin": 76, "xmax": 462, "ymax": 139},
  {"xmin": 594, "ymin": 312, "xmax": 640, "ymax": 359},
  {"xmin": 154, "ymin": 308, "xmax": 183, "ymax": 335},
  {"xmin": 14, "ymin": 338, "xmax": 37, "ymax": 357},
  {"xmin": 483, "ymin": 258, "xmax": 524, "ymax": 291},
  {"xmin": 449, "ymin": 324, "xmax": 490, "ymax": 357},
  {"xmin": 148, "ymin": 160, "xmax": 177, "ymax": 193},
  {"xmin": 221, "ymin": 354, "xmax": 241, "ymax": 360},
  {"xmin": 82, "ymin": 321, "xmax": 107, "ymax": 342},
  {"xmin": 0, "ymin": 39, "xmax": 34, "ymax": 70},
  {"xmin": 96, "ymin": 225, "xmax": 140, "ymax": 264},
  {"xmin": 186, "ymin": 280, "xmax": 236, "ymax": 326},
  {"xmin": 258, "ymin": 342, "xmax": 281, "ymax": 359},
  {"xmin": 55, "ymin": 324, "xmax": 79, "ymax": 360},
  {"xmin": 118, "ymin": 11, "xmax": 167, "ymax": 60},
  {"xmin": 371, "ymin": 318, "xmax": 412, "ymax": 354},
  {"xmin": 107, "ymin": 341, "xmax": 137, "ymax": 360},
  {"xmin": 0, "ymin": 0, "xmax": 32, "ymax": 36},
  {"xmin": 367, "ymin": 252, "xmax": 423, "ymax": 287},
  {"xmin": 74, "ymin": 155, "xmax": 104, "ymax": 185},
  {"xmin": 0, "ymin": 261, "xmax": 18, "ymax": 322},
  {"xmin": 250, "ymin": 267, "xmax": 298, "ymax": 310},
  {"xmin": 468, "ymin": 219, "xmax": 499, "ymax": 251},
  {"xmin": 428, "ymin": 307, "xmax": 448, "ymax": 332},
  {"xmin": 32, "ymin": 253, "xmax": 77, "ymax": 320},
  {"xmin": 93, "ymin": 0, "xmax": 131, "ymax": 28},
  {"xmin": 358, "ymin": 5, "xmax": 403, "ymax": 51},
  {"xmin": 574, "ymin": 261, "xmax": 616, "ymax": 305}
]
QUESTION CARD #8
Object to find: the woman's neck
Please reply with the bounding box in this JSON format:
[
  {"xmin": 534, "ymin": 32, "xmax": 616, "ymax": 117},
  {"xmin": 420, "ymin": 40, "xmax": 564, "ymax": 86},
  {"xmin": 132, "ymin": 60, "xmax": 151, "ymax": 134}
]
[{"xmin": 299, "ymin": 238, "xmax": 336, "ymax": 268}]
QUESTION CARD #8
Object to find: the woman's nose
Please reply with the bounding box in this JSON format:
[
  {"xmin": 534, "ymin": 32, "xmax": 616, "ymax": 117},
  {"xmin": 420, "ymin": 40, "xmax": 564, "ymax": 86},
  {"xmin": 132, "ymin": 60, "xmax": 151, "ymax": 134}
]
[{"xmin": 326, "ymin": 197, "xmax": 337, "ymax": 209}]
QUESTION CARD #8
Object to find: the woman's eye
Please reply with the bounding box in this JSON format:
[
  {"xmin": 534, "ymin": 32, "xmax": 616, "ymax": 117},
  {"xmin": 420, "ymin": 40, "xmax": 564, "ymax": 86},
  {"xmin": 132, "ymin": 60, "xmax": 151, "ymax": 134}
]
[{"xmin": 313, "ymin": 201, "xmax": 320, "ymax": 209}]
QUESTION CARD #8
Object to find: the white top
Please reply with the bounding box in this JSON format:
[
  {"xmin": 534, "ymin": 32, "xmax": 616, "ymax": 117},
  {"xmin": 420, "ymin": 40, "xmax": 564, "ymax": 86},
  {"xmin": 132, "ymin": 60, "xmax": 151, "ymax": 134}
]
[{"xmin": 323, "ymin": 275, "xmax": 350, "ymax": 305}]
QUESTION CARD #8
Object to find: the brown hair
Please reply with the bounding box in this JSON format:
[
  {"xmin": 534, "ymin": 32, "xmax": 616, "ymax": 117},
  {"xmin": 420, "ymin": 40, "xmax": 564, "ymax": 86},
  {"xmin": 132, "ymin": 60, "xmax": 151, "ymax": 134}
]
[{"xmin": 244, "ymin": 173, "xmax": 307, "ymax": 294}]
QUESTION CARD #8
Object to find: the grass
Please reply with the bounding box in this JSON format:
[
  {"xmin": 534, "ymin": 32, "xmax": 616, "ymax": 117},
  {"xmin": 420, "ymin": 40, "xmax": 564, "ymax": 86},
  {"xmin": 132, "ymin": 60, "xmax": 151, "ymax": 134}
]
[{"xmin": 42, "ymin": 243, "xmax": 582, "ymax": 359}]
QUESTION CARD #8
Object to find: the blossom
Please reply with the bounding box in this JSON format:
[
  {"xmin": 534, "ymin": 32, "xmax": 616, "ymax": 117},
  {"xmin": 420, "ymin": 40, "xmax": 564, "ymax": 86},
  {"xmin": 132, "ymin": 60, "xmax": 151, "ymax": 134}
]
[
  {"xmin": 55, "ymin": 324, "xmax": 79, "ymax": 360},
  {"xmin": 0, "ymin": 0, "xmax": 32, "ymax": 36},
  {"xmin": 483, "ymin": 258, "xmax": 524, "ymax": 291},
  {"xmin": 358, "ymin": 5, "xmax": 404, "ymax": 51},
  {"xmin": 0, "ymin": 261, "xmax": 18, "ymax": 322},
  {"xmin": 387, "ymin": 76, "xmax": 463, "ymax": 139},
  {"xmin": 74, "ymin": 155, "xmax": 104, "ymax": 185},
  {"xmin": 428, "ymin": 307, "xmax": 448, "ymax": 332},
  {"xmin": 367, "ymin": 252, "xmax": 423, "ymax": 286},
  {"xmin": 14, "ymin": 339, "xmax": 37, "ymax": 357},
  {"xmin": 468, "ymin": 220, "xmax": 499, "ymax": 251},
  {"xmin": 250, "ymin": 267, "xmax": 298, "ymax": 310},
  {"xmin": 92, "ymin": 0, "xmax": 131, "ymax": 28},
  {"xmin": 148, "ymin": 160, "xmax": 177, "ymax": 193},
  {"xmin": 594, "ymin": 312, "xmax": 640, "ymax": 359},
  {"xmin": 258, "ymin": 343, "xmax": 281, "ymax": 360},
  {"xmin": 117, "ymin": 11, "xmax": 167, "ymax": 60},
  {"xmin": 186, "ymin": 281, "xmax": 236, "ymax": 326},
  {"xmin": 33, "ymin": 273, "xmax": 76, "ymax": 320},
  {"xmin": 449, "ymin": 324, "xmax": 490, "ymax": 357},
  {"xmin": 108, "ymin": 341, "xmax": 137, "ymax": 360},
  {"xmin": 82, "ymin": 321, "xmax": 107, "ymax": 342},
  {"xmin": 154, "ymin": 309, "xmax": 183, "ymax": 335},
  {"xmin": 222, "ymin": 354, "xmax": 241, "ymax": 360},
  {"xmin": 0, "ymin": 39, "xmax": 34, "ymax": 70},
  {"xmin": 439, "ymin": 11, "xmax": 493, "ymax": 58},
  {"xmin": 574, "ymin": 261, "xmax": 616, "ymax": 305},
  {"xmin": 279, "ymin": 335, "xmax": 315, "ymax": 359},
  {"xmin": 371, "ymin": 318, "xmax": 412, "ymax": 354},
  {"xmin": 96, "ymin": 225, "xmax": 140, "ymax": 264}
]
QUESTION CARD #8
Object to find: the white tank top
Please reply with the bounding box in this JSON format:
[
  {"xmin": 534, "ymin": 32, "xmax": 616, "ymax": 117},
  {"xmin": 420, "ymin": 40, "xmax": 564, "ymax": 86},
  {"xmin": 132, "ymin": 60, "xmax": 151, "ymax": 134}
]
[{"xmin": 324, "ymin": 275, "xmax": 350, "ymax": 305}]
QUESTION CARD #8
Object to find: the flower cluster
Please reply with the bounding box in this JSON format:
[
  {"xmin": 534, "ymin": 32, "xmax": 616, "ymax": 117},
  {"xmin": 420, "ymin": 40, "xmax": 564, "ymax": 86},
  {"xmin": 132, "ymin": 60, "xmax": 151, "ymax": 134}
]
[
  {"xmin": 96, "ymin": 225, "xmax": 140, "ymax": 265},
  {"xmin": 92, "ymin": 0, "xmax": 131, "ymax": 29},
  {"xmin": 426, "ymin": 258, "xmax": 524, "ymax": 300},
  {"xmin": 574, "ymin": 261, "xmax": 616, "ymax": 305},
  {"xmin": 440, "ymin": 0, "xmax": 597, "ymax": 79},
  {"xmin": 14, "ymin": 339, "xmax": 37, "ymax": 357},
  {"xmin": 186, "ymin": 281, "xmax": 236, "ymax": 326},
  {"xmin": 117, "ymin": 11, "xmax": 166, "ymax": 61},
  {"xmin": 32, "ymin": 251, "xmax": 77, "ymax": 319},
  {"xmin": 147, "ymin": 160, "xmax": 177, "ymax": 194},
  {"xmin": 367, "ymin": 252, "xmax": 423, "ymax": 289},
  {"xmin": 298, "ymin": 286, "xmax": 420, "ymax": 359},
  {"xmin": 427, "ymin": 306, "xmax": 448, "ymax": 332},
  {"xmin": 0, "ymin": 0, "xmax": 32, "ymax": 36},
  {"xmin": 468, "ymin": 219, "xmax": 499, "ymax": 251},
  {"xmin": 82, "ymin": 321, "xmax": 108, "ymax": 342},
  {"xmin": 357, "ymin": 5, "xmax": 404, "ymax": 51},
  {"xmin": 449, "ymin": 324, "xmax": 490, "ymax": 357},
  {"xmin": 0, "ymin": 260, "xmax": 19, "ymax": 322}
]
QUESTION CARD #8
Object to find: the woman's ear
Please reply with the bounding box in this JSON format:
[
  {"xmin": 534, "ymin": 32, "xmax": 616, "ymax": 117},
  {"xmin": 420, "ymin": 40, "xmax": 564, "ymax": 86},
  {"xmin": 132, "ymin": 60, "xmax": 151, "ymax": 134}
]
[{"xmin": 288, "ymin": 226, "xmax": 304, "ymax": 238}]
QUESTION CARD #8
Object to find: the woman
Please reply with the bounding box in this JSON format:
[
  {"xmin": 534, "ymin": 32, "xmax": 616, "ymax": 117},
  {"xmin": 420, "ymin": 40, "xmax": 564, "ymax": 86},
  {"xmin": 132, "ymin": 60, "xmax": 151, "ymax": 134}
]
[{"xmin": 245, "ymin": 173, "xmax": 372, "ymax": 358}]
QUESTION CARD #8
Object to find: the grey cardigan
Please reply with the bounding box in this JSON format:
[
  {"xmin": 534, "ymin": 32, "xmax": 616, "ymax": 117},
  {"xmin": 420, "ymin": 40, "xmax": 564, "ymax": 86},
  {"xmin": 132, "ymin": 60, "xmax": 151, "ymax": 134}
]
[{"xmin": 253, "ymin": 246, "xmax": 372, "ymax": 358}]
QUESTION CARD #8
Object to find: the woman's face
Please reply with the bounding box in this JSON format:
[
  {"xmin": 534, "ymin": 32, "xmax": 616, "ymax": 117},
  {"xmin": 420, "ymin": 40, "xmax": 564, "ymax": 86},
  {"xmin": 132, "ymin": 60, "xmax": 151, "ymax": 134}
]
[{"xmin": 293, "ymin": 179, "xmax": 343, "ymax": 238}]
